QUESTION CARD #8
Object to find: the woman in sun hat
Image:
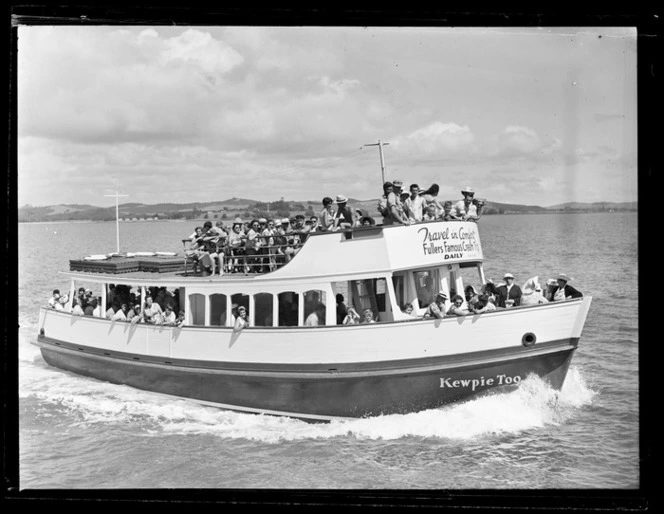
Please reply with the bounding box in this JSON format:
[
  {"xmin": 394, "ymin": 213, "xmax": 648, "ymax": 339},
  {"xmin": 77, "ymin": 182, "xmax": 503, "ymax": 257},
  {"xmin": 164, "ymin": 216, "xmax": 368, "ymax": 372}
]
[
  {"xmin": 551, "ymin": 273, "xmax": 583, "ymax": 301},
  {"xmin": 360, "ymin": 215, "xmax": 376, "ymax": 227},
  {"xmin": 520, "ymin": 276, "xmax": 549, "ymax": 306}
]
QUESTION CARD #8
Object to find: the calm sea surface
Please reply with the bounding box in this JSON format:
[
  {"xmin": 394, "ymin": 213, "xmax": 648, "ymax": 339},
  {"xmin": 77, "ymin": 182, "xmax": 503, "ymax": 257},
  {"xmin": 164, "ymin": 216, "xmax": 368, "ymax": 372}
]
[{"xmin": 16, "ymin": 213, "xmax": 640, "ymax": 495}]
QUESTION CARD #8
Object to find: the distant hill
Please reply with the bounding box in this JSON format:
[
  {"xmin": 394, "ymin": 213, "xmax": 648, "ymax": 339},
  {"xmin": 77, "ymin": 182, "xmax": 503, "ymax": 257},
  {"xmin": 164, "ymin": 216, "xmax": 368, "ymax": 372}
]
[
  {"xmin": 18, "ymin": 198, "xmax": 637, "ymax": 223},
  {"xmin": 545, "ymin": 201, "xmax": 638, "ymax": 211}
]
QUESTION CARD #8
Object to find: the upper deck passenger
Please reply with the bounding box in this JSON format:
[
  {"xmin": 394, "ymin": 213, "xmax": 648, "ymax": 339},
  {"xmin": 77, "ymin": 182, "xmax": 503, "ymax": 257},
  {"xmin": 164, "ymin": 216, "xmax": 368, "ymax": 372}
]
[
  {"xmin": 404, "ymin": 183, "xmax": 424, "ymax": 222},
  {"xmin": 319, "ymin": 197, "xmax": 336, "ymax": 232},
  {"xmin": 384, "ymin": 180, "xmax": 410, "ymax": 225},
  {"xmin": 333, "ymin": 195, "xmax": 354, "ymax": 230},
  {"xmin": 452, "ymin": 186, "xmax": 485, "ymax": 222}
]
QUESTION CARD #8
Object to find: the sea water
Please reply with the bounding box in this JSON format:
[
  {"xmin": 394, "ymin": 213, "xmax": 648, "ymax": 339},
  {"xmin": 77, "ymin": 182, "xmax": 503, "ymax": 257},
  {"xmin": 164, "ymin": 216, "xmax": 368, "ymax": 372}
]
[{"xmin": 16, "ymin": 213, "xmax": 639, "ymax": 491}]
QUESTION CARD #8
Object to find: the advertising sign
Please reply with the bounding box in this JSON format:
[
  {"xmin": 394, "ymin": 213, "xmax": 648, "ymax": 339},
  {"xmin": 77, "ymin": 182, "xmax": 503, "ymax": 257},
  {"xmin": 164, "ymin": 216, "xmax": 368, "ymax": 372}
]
[{"xmin": 385, "ymin": 221, "xmax": 484, "ymax": 270}]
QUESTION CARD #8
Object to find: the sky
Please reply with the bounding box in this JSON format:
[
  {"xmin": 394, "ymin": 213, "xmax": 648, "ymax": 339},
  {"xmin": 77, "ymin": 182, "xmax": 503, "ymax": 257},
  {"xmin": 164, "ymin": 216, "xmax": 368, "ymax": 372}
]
[{"xmin": 16, "ymin": 25, "xmax": 638, "ymax": 208}]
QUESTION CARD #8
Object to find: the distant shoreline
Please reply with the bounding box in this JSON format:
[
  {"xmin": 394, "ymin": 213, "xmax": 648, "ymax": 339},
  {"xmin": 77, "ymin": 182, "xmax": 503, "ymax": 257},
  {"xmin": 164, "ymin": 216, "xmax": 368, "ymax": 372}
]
[{"xmin": 18, "ymin": 210, "xmax": 637, "ymax": 225}]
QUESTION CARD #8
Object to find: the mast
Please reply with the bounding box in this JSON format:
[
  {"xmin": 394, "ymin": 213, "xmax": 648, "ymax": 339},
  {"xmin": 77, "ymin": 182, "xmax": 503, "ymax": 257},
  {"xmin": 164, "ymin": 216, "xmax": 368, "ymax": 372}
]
[
  {"xmin": 364, "ymin": 139, "xmax": 390, "ymax": 185},
  {"xmin": 104, "ymin": 191, "xmax": 129, "ymax": 253}
]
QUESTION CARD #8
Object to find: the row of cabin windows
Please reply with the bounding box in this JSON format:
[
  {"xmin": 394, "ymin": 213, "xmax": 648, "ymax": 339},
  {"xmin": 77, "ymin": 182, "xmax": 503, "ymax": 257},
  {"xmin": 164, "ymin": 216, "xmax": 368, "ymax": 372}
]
[
  {"xmin": 185, "ymin": 264, "xmax": 484, "ymax": 327},
  {"xmin": 188, "ymin": 290, "xmax": 326, "ymax": 327}
]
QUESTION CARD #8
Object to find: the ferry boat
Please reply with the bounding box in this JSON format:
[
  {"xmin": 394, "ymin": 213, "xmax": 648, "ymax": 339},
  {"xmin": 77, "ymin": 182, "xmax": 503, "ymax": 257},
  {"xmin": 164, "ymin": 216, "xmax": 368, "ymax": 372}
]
[{"xmin": 34, "ymin": 220, "xmax": 592, "ymax": 421}]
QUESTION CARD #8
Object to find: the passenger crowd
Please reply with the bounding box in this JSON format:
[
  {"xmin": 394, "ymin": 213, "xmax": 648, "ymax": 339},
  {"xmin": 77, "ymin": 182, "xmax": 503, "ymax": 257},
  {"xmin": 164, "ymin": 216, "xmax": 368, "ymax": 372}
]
[
  {"xmin": 183, "ymin": 184, "xmax": 486, "ymax": 276},
  {"xmin": 48, "ymin": 273, "xmax": 582, "ymax": 326},
  {"xmin": 411, "ymin": 272, "xmax": 583, "ymax": 319},
  {"xmin": 48, "ymin": 284, "xmax": 186, "ymax": 326}
]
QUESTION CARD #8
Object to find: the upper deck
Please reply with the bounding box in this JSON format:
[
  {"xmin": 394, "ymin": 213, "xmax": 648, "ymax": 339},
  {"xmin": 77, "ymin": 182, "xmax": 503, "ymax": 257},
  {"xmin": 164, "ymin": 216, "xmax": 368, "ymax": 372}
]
[{"xmin": 64, "ymin": 220, "xmax": 484, "ymax": 285}]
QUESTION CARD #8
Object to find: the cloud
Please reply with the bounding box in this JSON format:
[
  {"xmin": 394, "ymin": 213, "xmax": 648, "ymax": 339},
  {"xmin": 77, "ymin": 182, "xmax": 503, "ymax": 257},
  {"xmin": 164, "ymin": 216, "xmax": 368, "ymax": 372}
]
[
  {"xmin": 391, "ymin": 122, "xmax": 476, "ymax": 161},
  {"xmin": 18, "ymin": 27, "xmax": 245, "ymax": 145}
]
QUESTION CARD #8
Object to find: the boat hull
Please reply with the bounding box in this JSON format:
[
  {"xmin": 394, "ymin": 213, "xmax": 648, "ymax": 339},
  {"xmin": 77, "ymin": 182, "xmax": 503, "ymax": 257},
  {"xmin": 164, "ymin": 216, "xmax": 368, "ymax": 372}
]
[{"xmin": 36, "ymin": 335, "xmax": 576, "ymax": 421}]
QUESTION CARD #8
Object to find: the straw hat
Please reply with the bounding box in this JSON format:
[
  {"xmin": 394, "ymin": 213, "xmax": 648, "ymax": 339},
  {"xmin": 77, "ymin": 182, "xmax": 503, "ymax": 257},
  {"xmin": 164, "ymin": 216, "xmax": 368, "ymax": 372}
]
[
  {"xmin": 503, "ymin": 272, "xmax": 514, "ymax": 279},
  {"xmin": 436, "ymin": 292, "xmax": 448, "ymax": 301},
  {"xmin": 333, "ymin": 195, "xmax": 348, "ymax": 204},
  {"xmin": 232, "ymin": 217, "xmax": 243, "ymax": 225},
  {"xmin": 461, "ymin": 186, "xmax": 475, "ymax": 195},
  {"xmin": 556, "ymin": 273, "xmax": 573, "ymax": 283}
]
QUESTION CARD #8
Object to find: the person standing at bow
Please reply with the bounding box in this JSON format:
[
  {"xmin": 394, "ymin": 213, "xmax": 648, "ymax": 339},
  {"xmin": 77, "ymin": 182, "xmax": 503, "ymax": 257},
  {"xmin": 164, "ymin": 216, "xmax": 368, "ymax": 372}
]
[
  {"xmin": 550, "ymin": 273, "xmax": 583, "ymax": 301},
  {"xmin": 485, "ymin": 273, "xmax": 522, "ymax": 308}
]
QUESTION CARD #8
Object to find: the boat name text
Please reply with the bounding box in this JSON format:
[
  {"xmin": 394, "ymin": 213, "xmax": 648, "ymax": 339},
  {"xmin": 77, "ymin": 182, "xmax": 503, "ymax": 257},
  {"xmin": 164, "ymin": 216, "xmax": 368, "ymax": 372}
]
[{"xmin": 439, "ymin": 374, "xmax": 521, "ymax": 391}]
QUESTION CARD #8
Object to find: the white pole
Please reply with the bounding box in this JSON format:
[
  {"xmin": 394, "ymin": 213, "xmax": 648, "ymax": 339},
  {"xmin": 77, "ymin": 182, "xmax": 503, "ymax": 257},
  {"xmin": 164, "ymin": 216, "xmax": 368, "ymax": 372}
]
[
  {"xmin": 104, "ymin": 191, "xmax": 128, "ymax": 253},
  {"xmin": 364, "ymin": 140, "xmax": 390, "ymax": 185}
]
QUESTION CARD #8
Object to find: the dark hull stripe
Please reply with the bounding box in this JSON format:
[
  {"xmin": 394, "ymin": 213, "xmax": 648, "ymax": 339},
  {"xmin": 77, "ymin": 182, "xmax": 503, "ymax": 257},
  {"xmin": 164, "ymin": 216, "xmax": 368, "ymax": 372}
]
[
  {"xmin": 37, "ymin": 340, "xmax": 576, "ymax": 420},
  {"xmin": 36, "ymin": 333, "xmax": 578, "ymax": 374}
]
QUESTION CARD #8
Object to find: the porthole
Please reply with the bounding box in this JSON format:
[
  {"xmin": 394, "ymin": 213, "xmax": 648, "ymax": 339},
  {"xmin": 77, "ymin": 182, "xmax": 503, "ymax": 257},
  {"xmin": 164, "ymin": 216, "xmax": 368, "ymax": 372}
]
[{"xmin": 522, "ymin": 332, "xmax": 537, "ymax": 347}]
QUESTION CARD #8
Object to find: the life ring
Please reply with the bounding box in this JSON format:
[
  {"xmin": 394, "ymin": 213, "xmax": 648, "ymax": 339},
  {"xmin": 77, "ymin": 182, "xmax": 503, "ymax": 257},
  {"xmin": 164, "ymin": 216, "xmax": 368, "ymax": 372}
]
[{"xmin": 522, "ymin": 332, "xmax": 537, "ymax": 347}]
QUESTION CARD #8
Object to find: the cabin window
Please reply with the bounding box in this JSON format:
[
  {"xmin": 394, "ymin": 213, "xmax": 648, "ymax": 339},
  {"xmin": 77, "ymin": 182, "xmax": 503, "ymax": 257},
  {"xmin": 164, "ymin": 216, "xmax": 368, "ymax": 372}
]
[
  {"xmin": 254, "ymin": 293, "xmax": 274, "ymax": 327},
  {"xmin": 392, "ymin": 275, "xmax": 405, "ymax": 311},
  {"xmin": 456, "ymin": 262, "xmax": 484, "ymax": 303},
  {"xmin": 231, "ymin": 293, "xmax": 249, "ymax": 321},
  {"xmin": 414, "ymin": 269, "xmax": 441, "ymax": 308},
  {"xmin": 332, "ymin": 282, "xmax": 349, "ymax": 324},
  {"xmin": 278, "ymin": 291, "xmax": 299, "ymax": 327},
  {"xmin": 189, "ymin": 293, "xmax": 206, "ymax": 326},
  {"xmin": 349, "ymin": 279, "xmax": 383, "ymax": 322},
  {"xmin": 209, "ymin": 293, "xmax": 228, "ymax": 326},
  {"xmin": 303, "ymin": 289, "xmax": 326, "ymax": 324}
]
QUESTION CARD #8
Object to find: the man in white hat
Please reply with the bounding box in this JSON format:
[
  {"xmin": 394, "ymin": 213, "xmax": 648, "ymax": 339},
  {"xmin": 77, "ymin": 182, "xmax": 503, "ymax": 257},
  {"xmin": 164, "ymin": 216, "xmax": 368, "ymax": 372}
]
[
  {"xmin": 551, "ymin": 273, "xmax": 583, "ymax": 302},
  {"xmin": 452, "ymin": 186, "xmax": 485, "ymax": 222},
  {"xmin": 333, "ymin": 195, "xmax": 354, "ymax": 230},
  {"xmin": 485, "ymin": 272, "xmax": 522, "ymax": 308}
]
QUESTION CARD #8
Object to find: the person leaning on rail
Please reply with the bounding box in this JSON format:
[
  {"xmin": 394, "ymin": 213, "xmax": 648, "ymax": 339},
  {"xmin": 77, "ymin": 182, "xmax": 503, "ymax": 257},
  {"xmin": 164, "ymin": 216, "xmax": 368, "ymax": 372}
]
[
  {"xmin": 447, "ymin": 294, "xmax": 470, "ymax": 316},
  {"xmin": 424, "ymin": 292, "xmax": 448, "ymax": 319},
  {"xmin": 452, "ymin": 186, "xmax": 485, "ymax": 222},
  {"xmin": 384, "ymin": 180, "xmax": 411, "ymax": 225}
]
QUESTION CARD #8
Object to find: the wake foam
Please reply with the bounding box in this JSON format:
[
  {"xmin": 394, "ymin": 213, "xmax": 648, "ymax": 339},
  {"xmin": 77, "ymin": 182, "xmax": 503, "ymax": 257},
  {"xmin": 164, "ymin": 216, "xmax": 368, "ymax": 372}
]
[{"xmin": 20, "ymin": 363, "xmax": 596, "ymax": 442}]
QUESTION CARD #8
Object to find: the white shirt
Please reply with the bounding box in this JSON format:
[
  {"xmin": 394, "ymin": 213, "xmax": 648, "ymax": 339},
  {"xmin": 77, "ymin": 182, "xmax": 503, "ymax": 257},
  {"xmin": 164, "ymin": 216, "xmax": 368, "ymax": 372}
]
[
  {"xmin": 452, "ymin": 200, "xmax": 479, "ymax": 219},
  {"xmin": 305, "ymin": 312, "xmax": 321, "ymax": 326},
  {"xmin": 405, "ymin": 195, "xmax": 424, "ymax": 222},
  {"xmin": 112, "ymin": 309, "xmax": 127, "ymax": 321}
]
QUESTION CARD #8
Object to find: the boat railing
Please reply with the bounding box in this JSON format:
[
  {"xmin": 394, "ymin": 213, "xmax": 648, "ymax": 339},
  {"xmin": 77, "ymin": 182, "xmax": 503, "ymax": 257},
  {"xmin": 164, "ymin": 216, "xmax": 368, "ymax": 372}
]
[{"xmin": 182, "ymin": 233, "xmax": 312, "ymax": 275}]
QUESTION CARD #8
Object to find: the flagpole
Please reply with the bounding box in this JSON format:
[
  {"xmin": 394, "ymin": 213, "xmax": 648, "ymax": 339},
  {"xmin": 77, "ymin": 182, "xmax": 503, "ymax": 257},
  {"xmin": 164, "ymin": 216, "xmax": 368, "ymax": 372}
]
[{"xmin": 104, "ymin": 192, "xmax": 128, "ymax": 253}]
